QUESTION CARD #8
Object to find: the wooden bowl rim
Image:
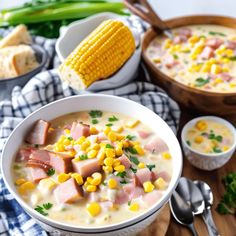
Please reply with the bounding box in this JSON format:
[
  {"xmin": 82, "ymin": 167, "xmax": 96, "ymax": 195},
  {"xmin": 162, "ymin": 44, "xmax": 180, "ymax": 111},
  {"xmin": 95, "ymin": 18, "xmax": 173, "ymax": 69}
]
[{"xmin": 142, "ymin": 14, "xmax": 236, "ymax": 97}]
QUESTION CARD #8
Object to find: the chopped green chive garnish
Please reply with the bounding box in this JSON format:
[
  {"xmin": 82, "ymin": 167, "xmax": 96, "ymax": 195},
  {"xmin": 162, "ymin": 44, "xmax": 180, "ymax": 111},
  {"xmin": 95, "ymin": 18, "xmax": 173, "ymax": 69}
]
[
  {"xmin": 146, "ymin": 164, "xmax": 156, "ymax": 171},
  {"xmin": 108, "ymin": 115, "xmax": 119, "ymax": 122},
  {"xmin": 125, "ymin": 147, "xmax": 138, "ymax": 154},
  {"xmin": 35, "ymin": 203, "xmax": 53, "ymax": 216},
  {"xmin": 120, "ymin": 179, "xmax": 128, "ymax": 184},
  {"xmin": 105, "ymin": 144, "xmax": 114, "ymax": 149},
  {"xmin": 128, "ymin": 200, "xmax": 132, "ymax": 206},
  {"xmin": 101, "ymin": 181, "xmax": 107, "ymax": 186},
  {"xmin": 89, "ymin": 110, "xmax": 103, "ymax": 118},
  {"xmin": 116, "ymin": 171, "xmax": 127, "ymax": 178},
  {"xmin": 209, "ymin": 31, "xmax": 226, "ymax": 37},
  {"xmin": 130, "ymin": 156, "xmax": 139, "ymax": 165},
  {"xmin": 130, "ymin": 166, "xmax": 137, "ymax": 173},
  {"xmin": 126, "ymin": 135, "xmax": 136, "ymax": 140},
  {"xmin": 43, "ymin": 203, "xmax": 53, "ymax": 210},
  {"xmin": 195, "ymin": 77, "xmax": 210, "ymax": 87},
  {"xmin": 229, "ymin": 56, "xmax": 236, "ymax": 61},
  {"xmin": 106, "ymin": 123, "xmax": 113, "ymax": 127},
  {"xmin": 34, "ymin": 144, "xmax": 39, "ymax": 148},
  {"xmin": 186, "ymin": 140, "xmax": 191, "ymax": 146},
  {"xmin": 47, "ymin": 168, "xmax": 55, "ymax": 176},
  {"xmin": 173, "ymin": 54, "xmax": 179, "ymax": 60},
  {"xmin": 91, "ymin": 119, "xmax": 99, "ymax": 124},
  {"xmin": 213, "ymin": 147, "xmax": 222, "ymax": 153},
  {"xmin": 67, "ymin": 136, "xmax": 73, "ymax": 141},
  {"xmin": 79, "ymin": 154, "xmax": 88, "ymax": 160}
]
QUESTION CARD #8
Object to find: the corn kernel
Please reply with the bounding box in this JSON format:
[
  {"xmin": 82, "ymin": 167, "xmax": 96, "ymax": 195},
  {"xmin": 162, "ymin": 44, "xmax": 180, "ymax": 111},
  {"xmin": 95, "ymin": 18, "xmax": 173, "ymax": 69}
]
[
  {"xmin": 211, "ymin": 64, "xmax": 222, "ymax": 74},
  {"xmin": 91, "ymin": 143, "xmax": 100, "ymax": 150},
  {"xmin": 116, "ymin": 134, "xmax": 125, "ymax": 141},
  {"xmin": 18, "ymin": 181, "xmax": 35, "ymax": 194},
  {"xmin": 48, "ymin": 127, "xmax": 55, "ymax": 132},
  {"xmin": 188, "ymin": 35, "xmax": 199, "ymax": 44},
  {"xmin": 134, "ymin": 145, "xmax": 145, "ymax": 155},
  {"xmin": 91, "ymin": 172, "xmax": 102, "ymax": 186},
  {"xmin": 222, "ymin": 58, "xmax": 230, "ymax": 63},
  {"xmin": 97, "ymin": 150, "xmax": 106, "ymax": 161},
  {"xmin": 104, "ymin": 157, "xmax": 114, "ymax": 166},
  {"xmin": 163, "ymin": 39, "xmax": 172, "ymax": 49},
  {"xmin": 58, "ymin": 173, "xmax": 70, "ymax": 183},
  {"xmin": 90, "ymin": 126, "xmax": 98, "ymax": 135},
  {"xmin": 195, "ymin": 120, "xmax": 207, "ymax": 131},
  {"xmin": 58, "ymin": 135, "xmax": 66, "ymax": 142},
  {"xmin": 104, "ymin": 126, "xmax": 111, "ymax": 136},
  {"xmin": 122, "ymin": 140, "xmax": 129, "ymax": 148},
  {"xmin": 223, "ymin": 146, "xmax": 229, "ymax": 151},
  {"xmin": 87, "ymin": 202, "xmax": 101, "ymax": 217},
  {"xmin": 103, "ymin": 166, "xmax": 113, "ymax": 173},
  {"xmin": 64, "ymin": 129, "xmax": 70, "ymax": 135},
  {"xmin": 71, "ymin": 173, "xmax": 84, "ymax": 185},
  {"xmin": 129, "ymin": 203, "xmax": 139, "ymax": 211},
  {"xmin": 76, "ymin": 136, "xmax": 86, "ymax": 145},
  {"xmin": 153, "ymin": 58, "xmax": 161, "ymax": 63},
  {"xmin": 107, "ymin": 132, "xmax": 117, "ymax": 142},
  {"xmin": 81, "ymin": 140, "xmax": 90, "ymax": 151},
  {"xmin": 138, "ymin": 162, "xmax": 145, "ymax": 169},
  {"xmin": 63, "ymin": 139, "xmax": 71, "ymax": 146},
  {"xmin": 108, "ymin": 179, "xmax": 118, "ymax": 189},
  {"xmin": 125, "ymin": 119, "xmax": 140, "ymax": 128},
  {"xmin": 201, "ymin": 64, "xmax": 211, "ymax": 73},
  {"xmin": 115, "ymin": 147, "xmax": 123, "ymax": 156},
  {"xmin": 112, "ymin": 126, "xmax": 124, "ymax": 133},
  {"xmin": 230, "ymin": 83, "xmax": 236, "ymax": 88},
  {"xmin": 154, "ymin": 177, "xmax": 166, "ymax": 190},
  {"xmin": 54, "ymin": 143, "xmax": 65, "ymax": 152},
  {"xmin": 15, "ymin": 178, "xmax": 26, "ymax": 186},
  {"xmin": 114, "ymin": 165, "xmax": 125, "ymax": 173},
  {"xmin": 113, "ymin": 159, "xmax": 121, "ymax": 167},
  {"xmin": 214, "ymin": 78, "xmax": 223, "ymax": 84},
  {"xmin": 143, "ymin": 181, "xmax": 155, "ymax": 193},
  {"xmin": 86, "ymin": 185, "xmax": 97, "ymax": 192},
  {"xmin": 105, "ymin": 148, "xmax": 116, "ymax": 158},
  {"xmin": 162, "ymin": 152, "xmax": 171, "ymax": 159},
  {"xmin": 87, "ymin": 150, "xmax": 98, "ymax": 159},
  {"xmin": 194, "ymin": 136, "xmax": 204, "ymax": 144},
  {"xmin": 38, "ymin": 178, "xmax": 57, "ymax": 193}
]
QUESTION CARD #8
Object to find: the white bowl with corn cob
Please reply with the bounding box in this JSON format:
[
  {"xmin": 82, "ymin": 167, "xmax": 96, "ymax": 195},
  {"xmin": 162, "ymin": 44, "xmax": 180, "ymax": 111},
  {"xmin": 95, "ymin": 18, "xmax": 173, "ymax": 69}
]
[
  {"xmin": 1, "ymin": 94, "xmax": 182, "ymax": 235},
  {"xmin": 56, "ymin": 12, "xmax": 141, "ymax": 92}
]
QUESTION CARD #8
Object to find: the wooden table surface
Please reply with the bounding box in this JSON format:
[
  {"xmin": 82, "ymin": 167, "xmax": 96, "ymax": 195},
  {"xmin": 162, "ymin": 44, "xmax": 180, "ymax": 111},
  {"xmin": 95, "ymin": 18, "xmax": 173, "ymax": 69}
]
[{"xmin": 166, "ymin": 107, "xmax": 236, "ymax": 236}]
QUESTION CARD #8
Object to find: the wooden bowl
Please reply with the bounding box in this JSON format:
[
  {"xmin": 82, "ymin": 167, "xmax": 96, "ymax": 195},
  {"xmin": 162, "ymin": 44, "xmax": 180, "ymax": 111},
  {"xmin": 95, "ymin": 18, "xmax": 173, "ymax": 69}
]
[{"xmin": 142, "ymin": 15, "xmax": 236, "ymax": 115}]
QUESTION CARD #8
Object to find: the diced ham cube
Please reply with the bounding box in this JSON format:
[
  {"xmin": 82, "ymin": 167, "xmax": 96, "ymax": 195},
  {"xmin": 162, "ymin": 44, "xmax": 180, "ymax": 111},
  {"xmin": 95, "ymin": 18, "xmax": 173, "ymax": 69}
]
[
  {"xmin": 118, "ymin": 154, "xmax": 131, "ymax": 169},
  {"xmin": 16, "ymin": 147, "xmax": 35, "ymax": 162},
  {"xmin": 165, "ymin": 59, "xmax": 179, "ymax": 69},
  {"xmin": 123, "ymin": 183, "xmax": 144, "ymax": 199},
  {"xmin": 54, "ymin": 178, "xmax": 83, "ymax": 204},
  {"xmin": 206, "ymin": 38, "xmax": 223, "ymax": 49},
  {"xmin": 49, "ymin": 153, "xmax": 73, "ymax": 174},
  {"xmin": 220, "ymin": 73, "xmax": 233, "ymax": 82},
  {"xmin": 142, "ymin": 190, "xmax": 162, "ymax": 206},
  {"xmin": 138, "ymin": 130, "xmax": 151, "ymax": 139},
  {"xmin": 26, "ymin": 119, "xmax": 50, "ymax": 145},
  {"xmin": 177, "ymin": 28, "xmax": 192, "ymax": 37},
  {"xmin": 30, "ymin": 167, "xmax": 48, "ymax": 183},
  {"xmin": 70, "ymin": 122, "xmax": 90, "ymax": 140},
  {"xmin": 135, "ymin": 168, "xmax": 152, "ymax": 185},
  {"xmin": 173, "ymin": 35, "xmax": 188, "ymax": 44},
  {"xmin": 47, "ymin": 128, "xmax": 64, "ymax": 144},
  {"xmin": 156, "ymin": 171, "xmax": 171, "ymax": 182},
  {"xmin": 144, "ymin": 137, "xmax": 168, "ymax": 154},
  {"xmin": 225, "ymin": 40, "xmax": 236, "ymax": 50},
  {"xmin": 72, "ymin": 158, "xmax": 101, "ymax": 177},
  {"xmin": 200, "ymin": 46, "xmax": 214, "ymax": 59},
  {"xmin": 151, "ymin": 171, "xmax": 158, "ymax": 182},
  {"xmin": 114, "ymin": 190, "xmax": 129, "ymax": 204},
  {"xmin": 29, "ymin": 150, "xmax": 50, "ymax": 164}
]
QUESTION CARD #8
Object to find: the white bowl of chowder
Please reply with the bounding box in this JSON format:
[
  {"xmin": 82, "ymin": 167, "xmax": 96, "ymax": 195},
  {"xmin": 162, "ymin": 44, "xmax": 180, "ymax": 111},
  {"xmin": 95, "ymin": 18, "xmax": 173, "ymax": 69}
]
[
  {"xmin": 1, "ymin": 94, "xmax": 182, "ymax": 235},
  {"xmin": 181, "ymin": 116, "xmax": 236, "ymax": 171}
]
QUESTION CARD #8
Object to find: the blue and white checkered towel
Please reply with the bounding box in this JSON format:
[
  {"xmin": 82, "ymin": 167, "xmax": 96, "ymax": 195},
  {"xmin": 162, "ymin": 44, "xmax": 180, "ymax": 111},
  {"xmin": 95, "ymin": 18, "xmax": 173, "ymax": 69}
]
[{"xmin": 0, "ymin": 31, "xmax": 180, "ymax": 235}]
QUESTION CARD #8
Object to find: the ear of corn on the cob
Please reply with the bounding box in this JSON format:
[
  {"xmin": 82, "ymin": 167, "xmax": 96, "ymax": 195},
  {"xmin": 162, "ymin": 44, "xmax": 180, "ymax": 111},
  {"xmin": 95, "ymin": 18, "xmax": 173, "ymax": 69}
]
[{"xmin": 58, "ymin": 19, "xmax": 136, "ymax": 89}]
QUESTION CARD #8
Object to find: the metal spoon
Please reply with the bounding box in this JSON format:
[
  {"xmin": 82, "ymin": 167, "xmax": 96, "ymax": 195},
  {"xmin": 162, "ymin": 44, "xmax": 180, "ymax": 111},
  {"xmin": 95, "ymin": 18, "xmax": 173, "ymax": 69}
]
[
  {"xmin": 194, "ymin": 180, "xmax": 220, "ymax": 236},
  {"xmin": 169, "ymin": 190, "xmax": 199, "ymax": 236}
]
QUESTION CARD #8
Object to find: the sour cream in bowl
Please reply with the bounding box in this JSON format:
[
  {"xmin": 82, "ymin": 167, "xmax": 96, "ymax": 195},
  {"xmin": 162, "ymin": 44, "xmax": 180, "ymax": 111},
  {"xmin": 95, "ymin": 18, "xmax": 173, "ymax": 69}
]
[
  {"xmin": 1, "ymin": 94, "xmax": 182, "ymax": 236},
  {"xmin": 181, "ymin": 116, "xmax": 236, "ymax": 170}
]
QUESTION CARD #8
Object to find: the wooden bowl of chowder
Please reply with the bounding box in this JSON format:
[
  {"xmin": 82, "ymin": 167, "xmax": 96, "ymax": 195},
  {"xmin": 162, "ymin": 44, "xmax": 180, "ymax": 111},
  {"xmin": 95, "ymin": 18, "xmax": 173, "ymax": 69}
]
[
  {"xmin": 142, "ymin": 15, "xmax": 236, "ymax": 115},
  {"xmin": 1, "ymin": 95, "xmax": 182, "ymax": 235}
]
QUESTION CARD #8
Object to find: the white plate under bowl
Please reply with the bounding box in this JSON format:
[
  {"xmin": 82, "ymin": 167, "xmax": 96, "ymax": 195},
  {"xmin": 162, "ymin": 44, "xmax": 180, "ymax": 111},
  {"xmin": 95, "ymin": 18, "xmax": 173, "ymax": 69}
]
[
  {"xmin": 1, "ymin": 94, "xmax": 182, "ymax": 236},
  {"xmin": 56, "ymin": 12, "xmax": 141, "ymax": 92}
]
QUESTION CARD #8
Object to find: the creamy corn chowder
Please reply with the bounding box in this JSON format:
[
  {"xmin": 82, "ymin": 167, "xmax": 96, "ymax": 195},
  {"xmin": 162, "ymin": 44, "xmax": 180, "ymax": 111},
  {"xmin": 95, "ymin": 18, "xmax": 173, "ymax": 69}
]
[
  {"xmin": 185, "ymin": 119, "xmax": 234, "ymax": 154},
  {"xmin": 13, "ymin": 111, "xmax": 172, "ymax": 226},
  {"xmin": 146, "ymin": 25, "xmax": 236, "ymax": 93}
]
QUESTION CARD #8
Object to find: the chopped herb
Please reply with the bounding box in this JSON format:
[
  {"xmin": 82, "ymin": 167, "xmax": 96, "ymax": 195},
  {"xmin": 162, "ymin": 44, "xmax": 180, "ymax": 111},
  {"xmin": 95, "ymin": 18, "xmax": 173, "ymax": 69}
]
[
  {"xmin": 208, "ymin": 131, "xmax": 223, "ymax": 142},
  {"xmin": 213, "ymin": 146, "xmax": 222, "ymax": 153},
  {"xmin": 47, "ymin": 168, "xmax": 55, "ymax": 176},
  {"xmin": 215, "ymin": 135, "xmax": 223, "ymax": 142},
  {"xmin": 130, "ymin": 156, "xmax": 140, "ymax": 165},
  {"xmin": 92, "ymin": 119, "xmax": 99, "ymax": 124},
  {"xmin": 146, "ymin": 164, "xmax": 156, "ymax": 171},
  {"xmin": 67, "ymin": 136, "xmax": 73, "ymax": 141},
  {"xmin": 195, "ymin": 77, "xmax": 210, "ymax": 87},
  {"xmin": 120, "ymin": 179, "xmax": 128, "ymax": 184},
  {"xmin": 116, "ymin": 171, "xmax": 127, "ymax": 178},
  {"xmin": 186, "ymin": 140, "xmax": 191, "ymax": 146},
  {"xmin": 108, "ymin": 115, "xmax": 119, "ymax": 122},
  {"xmin": 89, "ymin": 110, "xmax": 103, "ymax": 118},
  {"xmin": 126, "ymin": 135, "xmax": 136, "ymax": 141},
  {"xmin": 200, "ymin": 35, "xmax": 206, "ymax": 38},
  {"xmin": 106, "ymin": 123, "xmax": 113, "ymax": 127},
  {"xmin": 13, "ymin": 164, "xmax": 21, "ymax": 170},
  {"xmin": 128, "ymin": 200, "xmax": 132, "ymax": 206},
  {"xmin": 216, "ymin": 172, "xmax": 236, "ymax": 215},
  {"xmin": 79, "ymin": 154, "xmax": 88, "ymax": 160},
  {"xmin": 173, "ymin": 54, "xmax": 179, "ymax": 60},
  {"xmin": 125, "ymin": 147, "xmax": 138, "ymax": 155},
  {"xmin": 34, "ymin": 144, "xmax": 39, "ymax": 148},
  {"xmin": 105, "ymin": 144, "xmax": 114, "ymax": 149},
  {"xmin": 209, "ymin": 31, "xmax": 226, "ymax": 37},
  {"xmin": 43, "ymin": 202, "xmax": 53, "ymax": 210},
  {"xmin": 101, "ymin": 181, "xmax": 107, "ymax": 186},
  {"xmin": 130, "ymin": 166, "xmax": 137, "ymax": 173},
  {"xmin": 229, "ymin": 56, "xmax": 236, "ymax": 61}
]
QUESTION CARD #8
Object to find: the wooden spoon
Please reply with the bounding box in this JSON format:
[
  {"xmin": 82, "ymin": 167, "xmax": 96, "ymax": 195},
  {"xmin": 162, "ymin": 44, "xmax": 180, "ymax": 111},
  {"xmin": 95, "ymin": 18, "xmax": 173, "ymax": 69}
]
[{"xmin": 123, "ymin": 0, "xmax": 173, "ymax": 38}]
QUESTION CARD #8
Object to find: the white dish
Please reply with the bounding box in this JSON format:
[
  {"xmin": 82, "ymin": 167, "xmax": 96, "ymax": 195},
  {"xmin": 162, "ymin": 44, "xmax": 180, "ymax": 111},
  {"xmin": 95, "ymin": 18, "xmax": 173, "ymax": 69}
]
[
  {"xmin": 181, "ymin": 116, "xmax": 236, "ymax": 170},
  {"xmin": 56, "ymin": 12, "xmax": 141, "ymax": 92},
  {"xmin": 1, "ymin": 94, "xmax": 182, "ymax": 236}
]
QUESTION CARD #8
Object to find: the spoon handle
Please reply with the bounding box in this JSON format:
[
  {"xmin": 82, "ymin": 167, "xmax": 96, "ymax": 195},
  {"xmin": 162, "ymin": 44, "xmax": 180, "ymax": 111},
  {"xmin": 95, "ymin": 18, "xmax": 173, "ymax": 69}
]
[
  {"xmin": 187, "ymin": 223, "xmax": 199, "ymax": 236},
  {"xmin": 202, "ymin": 209, "xmax": 220, "ymax": 236}
]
